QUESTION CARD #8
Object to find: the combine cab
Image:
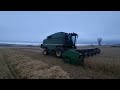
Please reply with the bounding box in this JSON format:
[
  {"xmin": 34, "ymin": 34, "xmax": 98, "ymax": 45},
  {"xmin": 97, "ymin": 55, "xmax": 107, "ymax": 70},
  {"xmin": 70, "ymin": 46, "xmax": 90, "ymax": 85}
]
[{"xmin": 40, "ymin": 32, "xmax": 100, "ymax": 65}]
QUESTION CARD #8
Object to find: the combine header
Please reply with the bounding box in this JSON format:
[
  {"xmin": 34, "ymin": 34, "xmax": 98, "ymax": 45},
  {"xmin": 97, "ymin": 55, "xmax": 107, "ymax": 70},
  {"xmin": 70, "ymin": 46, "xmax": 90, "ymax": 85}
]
[{"xmin": 41, "ymin": 32, "xmax": 100, "ymax": 65}]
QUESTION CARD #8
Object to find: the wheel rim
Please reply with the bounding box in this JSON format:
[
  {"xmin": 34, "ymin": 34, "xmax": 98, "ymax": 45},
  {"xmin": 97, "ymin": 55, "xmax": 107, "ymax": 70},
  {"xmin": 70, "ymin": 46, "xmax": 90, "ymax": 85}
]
[
  {"xmin": 56, "ymin": 50, "xmax": 62, "ymax": 57},
  {"xmin": 43, "ymin": 50, "xmax": 47, "ymax": 54}
]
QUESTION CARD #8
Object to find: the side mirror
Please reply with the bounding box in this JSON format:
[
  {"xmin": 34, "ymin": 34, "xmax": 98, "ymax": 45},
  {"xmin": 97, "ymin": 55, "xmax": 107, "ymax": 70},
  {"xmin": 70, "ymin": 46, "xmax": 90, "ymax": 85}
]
[{"xmin": 77, "ymin": 35, "xmax": 78, "ymax": 38}]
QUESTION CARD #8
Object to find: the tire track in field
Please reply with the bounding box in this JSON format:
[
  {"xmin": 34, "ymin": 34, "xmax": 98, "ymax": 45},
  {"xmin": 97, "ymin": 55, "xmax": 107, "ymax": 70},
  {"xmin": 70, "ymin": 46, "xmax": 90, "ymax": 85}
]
[{"xmin": 0, "ymin": 49, "xmax": 21, "ymax": 79}]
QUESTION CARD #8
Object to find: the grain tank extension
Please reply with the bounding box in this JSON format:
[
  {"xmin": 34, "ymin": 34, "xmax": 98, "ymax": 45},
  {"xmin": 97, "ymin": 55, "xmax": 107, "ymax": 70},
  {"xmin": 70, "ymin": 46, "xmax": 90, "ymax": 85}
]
[{"xmin": 40, "ymin": 32, "xmax": 100, "ymax": 65}]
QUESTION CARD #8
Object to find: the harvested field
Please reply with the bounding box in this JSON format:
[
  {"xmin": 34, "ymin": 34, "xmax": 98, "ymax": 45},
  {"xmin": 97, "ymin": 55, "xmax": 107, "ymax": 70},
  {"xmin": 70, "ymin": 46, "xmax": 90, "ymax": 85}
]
[
  {"xmin": 0, "ymin": 50, "xmax": 20, "ymax": 79},
  {"xmin": 0, "ymin": 48, "xmax": 70, "ymax": 79},
  {"xmin": 0, "ymin": 46, "xmax": 120, "ymax": 79}
]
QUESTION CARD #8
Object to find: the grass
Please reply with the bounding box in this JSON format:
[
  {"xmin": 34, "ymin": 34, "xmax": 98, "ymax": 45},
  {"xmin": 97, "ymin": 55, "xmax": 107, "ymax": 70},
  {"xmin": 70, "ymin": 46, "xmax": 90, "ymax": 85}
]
[{"xmin": 84, "ymin": 56, "xmax": 120, "ymax": 78}]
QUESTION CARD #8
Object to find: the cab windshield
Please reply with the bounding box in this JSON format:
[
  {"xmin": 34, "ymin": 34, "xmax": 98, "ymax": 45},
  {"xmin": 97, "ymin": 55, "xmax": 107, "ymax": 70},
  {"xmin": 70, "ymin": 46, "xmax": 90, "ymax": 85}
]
[
  {"xmin": 72, "ymin": 35, "xmax": 76, "ymax": 45},
  {"xmin": 65, "ymin": 33, "xmax": 78, "ymax": 46}
]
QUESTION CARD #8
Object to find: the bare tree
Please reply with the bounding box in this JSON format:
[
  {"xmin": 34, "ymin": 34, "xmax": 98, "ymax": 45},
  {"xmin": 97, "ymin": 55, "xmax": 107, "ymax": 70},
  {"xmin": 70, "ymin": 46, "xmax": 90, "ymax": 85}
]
[{"xmin": 97, "ymin": 37, "xmax": 102, "ymax": 46}]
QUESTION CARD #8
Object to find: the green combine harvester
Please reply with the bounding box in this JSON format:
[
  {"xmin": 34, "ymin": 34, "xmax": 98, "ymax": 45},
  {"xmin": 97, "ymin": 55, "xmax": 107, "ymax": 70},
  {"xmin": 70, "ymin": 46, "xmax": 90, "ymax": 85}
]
[{"xmin": 40, "ymin": 32, "xmax": 100, "ymax": 65}]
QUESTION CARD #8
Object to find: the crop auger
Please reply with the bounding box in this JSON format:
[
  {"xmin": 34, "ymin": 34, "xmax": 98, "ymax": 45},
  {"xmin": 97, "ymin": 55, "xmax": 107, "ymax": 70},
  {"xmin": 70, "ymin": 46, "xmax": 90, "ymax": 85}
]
[{"xmin": 40, "ymin": 32, "xmax": 100, "ymax": 65}]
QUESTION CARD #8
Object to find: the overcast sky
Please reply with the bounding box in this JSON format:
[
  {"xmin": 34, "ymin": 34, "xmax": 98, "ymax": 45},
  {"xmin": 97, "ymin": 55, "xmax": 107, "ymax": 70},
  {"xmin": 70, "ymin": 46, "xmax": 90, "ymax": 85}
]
[{"xmin": 0, "ymin": 11, "xmax": 120, "ymax": 44}]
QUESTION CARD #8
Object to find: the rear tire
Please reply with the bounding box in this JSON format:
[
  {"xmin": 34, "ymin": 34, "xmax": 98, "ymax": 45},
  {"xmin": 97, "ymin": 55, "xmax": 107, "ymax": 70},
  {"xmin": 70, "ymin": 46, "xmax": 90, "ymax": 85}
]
[{"xmin": 43, "ymin": 48, "xmax": 48, "ymax": 55}]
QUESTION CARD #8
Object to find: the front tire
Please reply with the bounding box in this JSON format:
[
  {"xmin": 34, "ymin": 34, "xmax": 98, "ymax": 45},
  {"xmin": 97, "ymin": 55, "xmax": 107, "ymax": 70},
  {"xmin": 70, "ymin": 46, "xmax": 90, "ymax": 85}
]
[
  {"xmin": 55, "ymin": 47, "xmax": 64, "ymax": 58},
  {"xmin": 55, "ymin": 49, "xmax": 62, "ymax": 57}
]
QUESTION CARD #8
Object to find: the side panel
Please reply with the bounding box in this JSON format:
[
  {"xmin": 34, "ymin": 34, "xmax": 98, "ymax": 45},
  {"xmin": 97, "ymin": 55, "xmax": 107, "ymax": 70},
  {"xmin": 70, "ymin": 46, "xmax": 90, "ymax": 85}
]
[
  {"xmin": 43, "ymin": 38, "xmax": 64, "ymax": 49},
  {"xmin": 42, "ymin": 32, "xmax": 66, "ymax": 50}
]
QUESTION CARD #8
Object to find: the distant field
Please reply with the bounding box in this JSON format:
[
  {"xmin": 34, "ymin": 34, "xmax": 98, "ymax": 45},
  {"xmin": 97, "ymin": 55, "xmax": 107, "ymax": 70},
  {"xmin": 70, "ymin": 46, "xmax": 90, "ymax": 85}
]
[{"xmin": 0, "ymin": 45, "xmax": 120, "ymax": 79}]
